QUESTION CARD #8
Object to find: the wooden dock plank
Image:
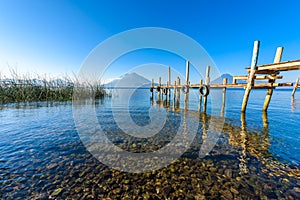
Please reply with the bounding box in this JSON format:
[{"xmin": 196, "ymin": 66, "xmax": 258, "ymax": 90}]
[
  {"xmin": 233, "ymin": 75, "xmax": 283, "ymax": 80},
  {"xmin": 247, "ymin": 59, "xmax": 300, "ymax": 73},
  {"xmin": 151, "ymin": 82, "xmax": 292, "ymax": 89}
]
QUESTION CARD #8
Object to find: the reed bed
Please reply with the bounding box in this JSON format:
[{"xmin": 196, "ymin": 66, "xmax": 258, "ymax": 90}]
[{"xmin": 0, "ymin": 71, "xmax": 106, "ymax": 104}]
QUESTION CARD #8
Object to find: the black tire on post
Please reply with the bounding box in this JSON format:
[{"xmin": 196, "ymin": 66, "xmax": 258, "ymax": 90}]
[
  {"xmin": 163, "ymin": 88, "xmax": 168, "ymax": 95},
  {"xmin": 199, "ymin": 85, "xmax": 210, "ymax": 96},
  {"xmin": 156, "ymin": 86, "xmax": 161, "ymax": 92},
  {"xmin": 182, "ymin": 85, "xmax": 189, "ymax": 94},
  {"xmin": 150, "ymin": 87, "xmax": 153, "ymax": 92}
]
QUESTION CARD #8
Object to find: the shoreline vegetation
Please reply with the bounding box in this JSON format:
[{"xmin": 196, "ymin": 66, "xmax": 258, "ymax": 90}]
[{"xmin": 0, "ymin": 71, "xmax": 107, "ymax": 104}]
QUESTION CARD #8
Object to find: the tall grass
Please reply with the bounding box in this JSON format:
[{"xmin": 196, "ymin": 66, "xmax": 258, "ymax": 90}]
[{"xmin": 0, "ymin": 71, "xmax": 106, "ymax": 104}]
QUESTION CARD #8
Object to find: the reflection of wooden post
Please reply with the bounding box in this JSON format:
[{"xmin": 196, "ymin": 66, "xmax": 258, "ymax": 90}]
[
  {"xmin": 203, "ymin": 66, "xmax": 210, "ymax": 113},
  {"xmin": 262, "ymin": 111, "xmax": 268, "ymax": 129},
  {"xmin": 241, "ymin": 40, "xmax": 260, "ymax": 112},
  {"xmin": 292, "ymin": 77, "xmax": 299, "ymax": 98},
  {"xmin": 184, "ymin": 93, "xmax": 189, "ymax": 110},
  {"xmin": 239, "ymin": 112, "xmax": 249, "ymax": 174},
  {"xmin": 292, "ymin": 97, "xmax": 296, "ymax": 112},
  {"xmin": 198, "ymin": 79, "xmax": 203, "ymax": 112},
  {"xmin": 221, "ymin": 78, "xmax": 227, "ymax": 117},
  {"xmin": 262, "ymin": 47, "xmax": 283, "ymax": 111},
  {"xmin": 185, "ymin": 60, "xmax": 190, "ymax": 85},
  {"xmin": 241, "ymin": 112, "xmax": 246, "ymax": 130}
]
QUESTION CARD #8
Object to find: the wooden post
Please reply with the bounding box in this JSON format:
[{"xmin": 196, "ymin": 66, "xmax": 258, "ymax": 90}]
[
  {"xmin": 241, "ymin": 40, "xmax": 260, "ymax": 112},
  {"xmin": 168, "ymin": 66, "xmax": 171, "ymax": 86},
  {"xmin": 292, "ymin": 78, "xmax": 299, "ymax": 98},
  {"xmin": 158, "ymin": 77, "xmax": 161, "ymax": 101},
  {"xmin": 168, "ymin": 66, "xmax": 171, "ymax": 100},
  {"xmin": 262, "ymin": 47, "xmax": 283, "ymax": 111},
  {"xmin": 185, "ymin": 60, "xmax": 190, "ymax": 85},
  {"xmin": 177, "ymin": 77, "xmax": 181, "ymax": 109},
  {"xmin": 203, "ymin": 66, "xmax": 210, "ymax": 113},
  {"xmin": 151, "ymin": 78, "xmax": 154, "ymax": 99},
  {"xmin": 198, "ymin": 79, "xmax": 203, "ymax": 112},
  {"xmin": 166, "ymin": 81, "xmax": 169, "ymax": 100},
  {"xmin": 177, "ymin": 77, "xmax": 181, "ymax": 98},
  {"xmin": 205, "ymin": 66, "xmax": 210, "ymax": 86},
  {"xmin": 221, "ymin": 78, "xmax": 227, "ymax": 117},
  {"xmin": 173, "ymin": 80, "xmax": 176, "ymax": 110}
]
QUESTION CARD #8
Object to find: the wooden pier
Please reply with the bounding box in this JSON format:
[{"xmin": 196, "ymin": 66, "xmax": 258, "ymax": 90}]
[{"xmin": 150, "ymin": 40, "xmax": 300, "ymax": 112}]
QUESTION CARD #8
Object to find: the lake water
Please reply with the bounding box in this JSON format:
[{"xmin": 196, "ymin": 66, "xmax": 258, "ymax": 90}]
[{"xmin": 0, "ymin": 88, "xmax": 299, "ymax": 199}]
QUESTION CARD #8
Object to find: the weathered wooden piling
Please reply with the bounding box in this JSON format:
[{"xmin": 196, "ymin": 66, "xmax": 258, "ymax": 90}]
[
  {"xmin": 221, "ymin": 78, "xmax": 227, "ymax": 117},
  {"xmin": 173, "ymin": 80, "xmax": 176, "ymax": 109},
  {"xmin": 262, "ymin": 47, "xmax": 283, "ymax": 111},
  {"xmin": 198, "ymin": 79, "xmax": 203, "ymax": 111},
  {"xmin": 168, "ymin": 66, "xmax": 171, "ymax": 100},
  {"xmin": 185, "ymin": 61, "xmax": 190, "ymax": 85},
  {"xmin": 292, "ymin": 78, "xmax": 299, "ymax": 98},
  {"xmin": 203, "ymin": 66, "xmax": 210, "ymax": 113},
  {"xmin": 176, "ymin": 77, "xmax": 181, "ymax": 108},
  {"xmin": 151, "ymin": 78, "xmax": 154, "ymax": 99},
  {"xmin": 177, "ymin": 76, "xmax": 181, "ymax": 98},
  {"xmin": 241, "ymin": 40, "xmax": 260, "ymax": 112},
  {"xmin": 158, "ymin": 76, "xmax": 161, "ymax": 100}
]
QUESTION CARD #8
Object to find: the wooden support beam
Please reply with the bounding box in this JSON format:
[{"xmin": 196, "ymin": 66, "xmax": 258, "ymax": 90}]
[
  {"xmin": 292, "ymin": 78, "xmax": 299, "ymax": 98},
  {"xmin": 247, "ymin": 59, "xmax": 300, "ymax": 73},
  {"xmin": 241, "ymin": 40, "xmax": 260, "ymax": 112},
  {"xmin": 233, "ymin": 75, "xmax": 283, "ymax": 80},
  {"xmin": 263, "ymin": 47, "xmax": 283, "ymax": 111},
  {"xmin": 233, "ymin": 76, "xmax": 248, "ymax": 80},
  {"xmin": 153, "ymin": 82, "xmax": 292, "ymax": 89},
  {"xmin": 185, "ymin": 60, "xmax": 190, "ymax": 85},
  {"xmin": 250, "ymin": 82, "xmax": 292, "ymax": 88}
]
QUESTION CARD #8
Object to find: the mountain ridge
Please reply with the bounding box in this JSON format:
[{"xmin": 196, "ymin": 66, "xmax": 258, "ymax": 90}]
[{"xmin": 104, "ymin": 72, "xmax": 151, "ymax": 88}]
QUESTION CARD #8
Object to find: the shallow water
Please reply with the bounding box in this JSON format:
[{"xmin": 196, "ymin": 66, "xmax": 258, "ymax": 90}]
[{"xmin": 0, "ymin": 88, "xmax": 299, "ymax": 199}]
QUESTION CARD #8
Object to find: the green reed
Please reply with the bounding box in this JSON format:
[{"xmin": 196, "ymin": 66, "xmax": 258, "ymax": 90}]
[{"xmin": 0, "ymin": 72, "xmax": 106, "ymax": 104}]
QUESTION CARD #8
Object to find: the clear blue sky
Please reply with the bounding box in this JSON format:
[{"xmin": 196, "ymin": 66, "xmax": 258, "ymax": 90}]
[{"xmin": 0, "ymin": 0, "xmax": 300, "ymax": 82}]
